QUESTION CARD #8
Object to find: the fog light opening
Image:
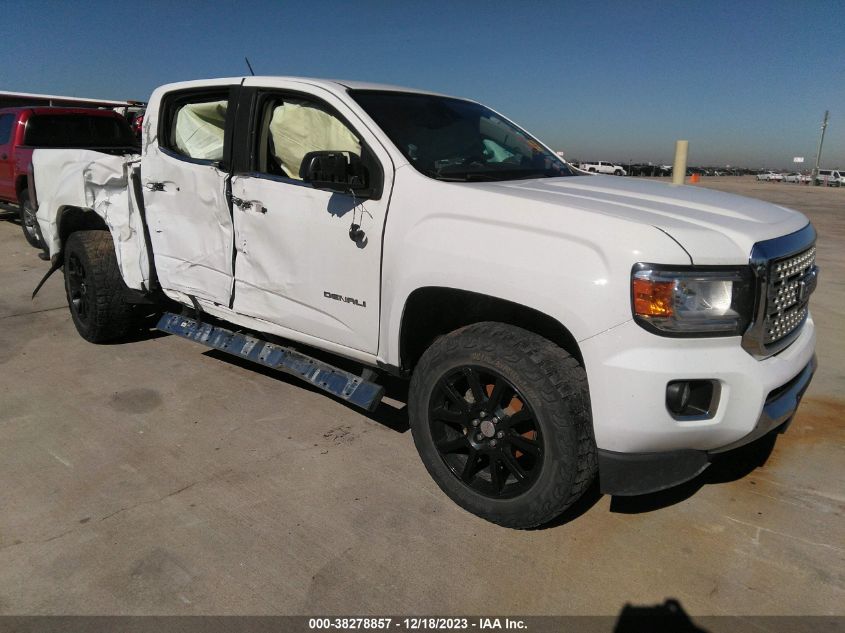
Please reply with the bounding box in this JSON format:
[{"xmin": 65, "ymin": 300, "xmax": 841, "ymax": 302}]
[{"xmin": 666, "ymin": 380, "xmax": 719, "ymax": 419}]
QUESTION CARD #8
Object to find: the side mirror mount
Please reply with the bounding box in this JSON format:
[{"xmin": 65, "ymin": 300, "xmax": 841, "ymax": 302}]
[{"xmin": 300, "ymin": 151, "xmax": 369, "ymax": 195}]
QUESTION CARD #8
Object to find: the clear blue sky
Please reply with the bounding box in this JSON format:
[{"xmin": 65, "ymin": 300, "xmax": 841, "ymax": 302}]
[{"xmin": 5, "ymin": 0, "xmax": 844, "ymax": 168}]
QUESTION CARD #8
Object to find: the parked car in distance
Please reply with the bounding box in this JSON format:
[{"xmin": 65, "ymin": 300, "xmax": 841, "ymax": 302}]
[
  {"xmin": 756, "ymin": 171, "xmax": 784, "ymax": 182},
  {"xmin": 579, "ymin": 160, "xmax": 627, "ymax": 176},
  {"xmin": 0, "ymin": 106, "xmax": 138, "ymax": 247},
  {"xmin": 784, "ymin": 172, "xmax": 811, "ymax": 184},
  {"xmin": 814, "ymin": 169, "xmax": 843, "ymax": 187},
  {"xmin": 628, "ymin": 164, "xmax": 671, "ymax": 177}
]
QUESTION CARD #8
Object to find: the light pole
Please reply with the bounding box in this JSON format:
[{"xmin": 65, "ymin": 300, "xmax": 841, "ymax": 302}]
[{"xmin": 812, "ymin": 110, "xmax": 829, "ymax": 183}]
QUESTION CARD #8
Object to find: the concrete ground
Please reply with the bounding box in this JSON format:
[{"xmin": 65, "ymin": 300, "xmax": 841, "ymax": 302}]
[{"xmin": 0, "ymin": 177, "xmax": 842, "ymax": 616}]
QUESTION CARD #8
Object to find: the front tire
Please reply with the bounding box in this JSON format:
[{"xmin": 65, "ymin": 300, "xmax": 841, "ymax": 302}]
[
  {"xmin": 408, "ymin": 322, "xmax": 597, "ymax": 528},
  {"xmin": 19, "ymin": 189, "xmax": 43, "ymax": 248},
  {"xmin": 64, "ymin": 231, "xmax": 137, "ymax": 343}
]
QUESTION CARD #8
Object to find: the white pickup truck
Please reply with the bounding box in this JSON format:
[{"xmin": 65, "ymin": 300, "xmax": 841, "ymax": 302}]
[
  {"xmin": 31, "ymin": 77, "xmax": 818, "ymax": 528},
  {"xmin": 578, "ymin": 160, "xmax": 627, "ymax": 176}
]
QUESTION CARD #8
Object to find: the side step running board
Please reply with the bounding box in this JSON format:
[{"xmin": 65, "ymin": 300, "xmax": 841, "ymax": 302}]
[{"xmin": 156, "ymin": 312, "xmax": 385, "ymax": 411}]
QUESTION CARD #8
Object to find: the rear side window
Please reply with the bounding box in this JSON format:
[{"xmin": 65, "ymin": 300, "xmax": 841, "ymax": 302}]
[
  {"xmin": 0, "ymin": 114, "xmax": 13, "ymax": 145},
  {"xmin": 24, "ymin": 114, "xmax": 136, "ymax": 148},
  {"xmin": 162, "ymin": 91, "xmax": 230, "ymax": 162}
]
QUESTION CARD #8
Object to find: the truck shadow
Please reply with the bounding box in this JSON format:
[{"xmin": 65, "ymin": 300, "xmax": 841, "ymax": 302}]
[
  {"xmin": 532, "ymin": 435, "xmax": 776, "ymax": 529},
  {"xmin": 0, "ymin": 204, "xmax": 20, "ymax": 224},
  {"xmin": 609, "ymin": 432, "xmax": 778, "ymax": 514},
  {"xmin": 201, "ymin": 348, "xmax": 411, "ymax": 433},
  {"xmin": 614, "ymin": 599, "xmax": 709, "ymax": 632},
  {"xmin": 173, "ymin": 326, "xmax": 777, "ymax": 523}
]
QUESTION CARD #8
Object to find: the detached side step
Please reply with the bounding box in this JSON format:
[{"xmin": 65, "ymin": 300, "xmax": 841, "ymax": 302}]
[{"xmin": 156, "ymin": 312, "xmax": 385, "ymax": 411}]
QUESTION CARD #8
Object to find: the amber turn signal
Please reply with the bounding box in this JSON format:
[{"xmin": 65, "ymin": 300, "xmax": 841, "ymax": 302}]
[{"xmin": 633, "ymin": 278, "xmax": 675, "ymax": 317}]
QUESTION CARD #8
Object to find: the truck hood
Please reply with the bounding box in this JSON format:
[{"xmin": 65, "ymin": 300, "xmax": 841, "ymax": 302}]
[{"xmin": 472, "ymin": 175, "xmax": 809, "ymax": 264}]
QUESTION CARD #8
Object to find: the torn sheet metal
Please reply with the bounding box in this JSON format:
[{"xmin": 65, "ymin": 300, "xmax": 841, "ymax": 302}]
[
  {"xmin": 32, "ymin": 149, "xmax": 149, "ymax": 290},
  {"xmin": 156, "ymin": 312, "xmax": 385, "ymax": 411}
]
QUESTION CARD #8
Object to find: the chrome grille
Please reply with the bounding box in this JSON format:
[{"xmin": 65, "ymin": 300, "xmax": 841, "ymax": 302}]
[
  {"xmin": 742, "ymin": 224, "xmax": 818, "ymax": 359},
  {"xmin": 764, "ymin": 246, "xmax": 816, "ymax": 344}
]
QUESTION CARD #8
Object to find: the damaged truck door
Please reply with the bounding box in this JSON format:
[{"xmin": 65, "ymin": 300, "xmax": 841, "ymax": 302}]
[
  {"xmin": 142, "ymin": 86, "xmax": 238, "ymax": 306},
  {"xmin": 228, "ymin": 80, "xmax": 391, "ymax": 353}
]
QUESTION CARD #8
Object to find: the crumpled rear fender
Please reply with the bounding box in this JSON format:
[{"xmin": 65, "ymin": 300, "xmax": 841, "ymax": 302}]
[{"xmin": 32, "ymin": 149, "xmax": 150, "ymax": 290}]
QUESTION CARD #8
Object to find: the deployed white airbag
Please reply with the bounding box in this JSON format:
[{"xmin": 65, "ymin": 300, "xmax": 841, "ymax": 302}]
[
  {"xmin": 174, "ymin": 100, "xmax": 227, "ymax": 160},
  {"xmin": 268, "ymin": 100, "xmax": 360, "ymax": 179}
]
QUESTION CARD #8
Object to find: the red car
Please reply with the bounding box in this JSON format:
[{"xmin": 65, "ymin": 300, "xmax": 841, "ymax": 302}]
[{"xmin": 0, "ymin": 106, "xmax": 137, "ymax": 247}]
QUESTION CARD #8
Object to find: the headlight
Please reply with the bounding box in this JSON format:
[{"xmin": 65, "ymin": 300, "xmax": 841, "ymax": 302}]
[{"xmin": 631, "ymin": 264, "xmax": 754, "ymax": 336}]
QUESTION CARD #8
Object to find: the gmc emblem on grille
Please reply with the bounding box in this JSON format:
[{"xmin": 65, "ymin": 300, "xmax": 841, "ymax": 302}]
[{"xmin": 798, "ymin": 267, "xmax": 818, "ymax": 302}]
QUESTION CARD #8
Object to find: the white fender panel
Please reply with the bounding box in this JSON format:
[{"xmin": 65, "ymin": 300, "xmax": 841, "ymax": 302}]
[
  {"xmin": 378, "ymin": 167, "xmax": 692, "ymax": 366},
  {"xmin": 32, "ymin": 149, "xmax": 149, "ymax": 290}
]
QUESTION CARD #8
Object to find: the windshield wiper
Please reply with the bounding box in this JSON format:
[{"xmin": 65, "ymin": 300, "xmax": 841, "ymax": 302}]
[
  {"xmin": 436, "ymin": 172, "xmax": 499, "ymax": 182},
  {"xmin": 511, "ymin": 172, "xmax": 555, "ymax": 180}
]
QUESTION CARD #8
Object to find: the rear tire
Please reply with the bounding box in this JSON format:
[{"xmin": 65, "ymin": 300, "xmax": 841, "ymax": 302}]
[
  {"xmin": 63, "ymin": 231, "xmax": 137, "ymax": 343},
  {"xmin": 408, "ymin": 322, "xmax": 597, "ymax": 528},
  {"xmin": 19, "ymin": 189, "xmax": 43, "ymax": 249}
]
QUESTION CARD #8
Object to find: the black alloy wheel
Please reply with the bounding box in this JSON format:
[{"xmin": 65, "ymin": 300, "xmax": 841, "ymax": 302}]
[
  {"xmin": 429, "ymin": 365, "xmax": 544, "ymax": 499},
  {"xmin": 66, "ymin": 251, "xmax": 90, "ymax": 325}
]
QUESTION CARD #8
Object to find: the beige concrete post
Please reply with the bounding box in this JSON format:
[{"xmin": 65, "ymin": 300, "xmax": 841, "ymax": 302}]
[{"xmin": 672, "ymin": 140, "xmax": 689, "ymax": 185}]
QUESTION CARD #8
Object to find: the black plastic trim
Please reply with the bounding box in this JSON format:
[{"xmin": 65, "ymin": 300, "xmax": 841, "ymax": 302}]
[
  {"xmin": 376, "ymin": 360, "xmax": 407, "ymax": 378},
  {"xmin": 599, "ymin": 449, "xmax": 710, "ymax": 496},
  {"xmin": 665, "ymin": 379, "xmax": 721, "ymax": 421}
]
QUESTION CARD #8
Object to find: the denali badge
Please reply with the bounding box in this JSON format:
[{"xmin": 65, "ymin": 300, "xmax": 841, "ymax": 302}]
[{"xmin": 324, "ymin": 291, "xmax": 367, "ymax": 308}]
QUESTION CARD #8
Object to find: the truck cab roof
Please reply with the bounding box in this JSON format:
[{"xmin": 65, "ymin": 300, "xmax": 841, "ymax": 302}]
[{"xmin": 154, "ymin": 76, "xmax": 453, "ymax": 99}]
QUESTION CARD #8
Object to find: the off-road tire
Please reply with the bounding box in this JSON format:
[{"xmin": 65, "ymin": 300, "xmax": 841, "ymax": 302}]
[
  {"xmin": 19, "ymin": 189, "xmax": 43, "ymax": 248},
  {"xmin": 409, "ymin": 322, "xmax": 597, "ymax": 528},
  {"xmin": 64, "ymin": 231, "xmax": 137, "ymax": 343}
]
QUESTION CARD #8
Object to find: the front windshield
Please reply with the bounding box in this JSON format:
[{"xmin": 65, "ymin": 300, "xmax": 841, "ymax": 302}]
[{"xmin": 350, "ymin": 90, "xmax": 575, "ymax": 182}]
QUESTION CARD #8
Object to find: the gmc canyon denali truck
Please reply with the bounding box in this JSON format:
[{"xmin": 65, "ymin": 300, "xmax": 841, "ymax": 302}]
[
  {"xmin": 0, "ymin": 106, "xmax": 137, "ymax": 247},
  {"xmin": 31, "ymin": 77, "xmax": 818, "ymax": 528}
]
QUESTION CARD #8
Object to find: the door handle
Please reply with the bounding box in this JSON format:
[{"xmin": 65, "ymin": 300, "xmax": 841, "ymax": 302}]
[
  {"xmin": 145, "ymin": 181, "xmax": 166, "ymax": 192},
  {"xmin": 231, "ymin": 196, "xmax": 266, "ymax": 214},
  {"xmin": 0, "ymin": 153, "xmax": 7, "ymax": 160}
]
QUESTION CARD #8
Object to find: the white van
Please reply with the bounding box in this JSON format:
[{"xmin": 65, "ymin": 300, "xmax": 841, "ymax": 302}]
[{"xmin": 815, "ymin": 169, "xmax": 844, "ymax": 186}]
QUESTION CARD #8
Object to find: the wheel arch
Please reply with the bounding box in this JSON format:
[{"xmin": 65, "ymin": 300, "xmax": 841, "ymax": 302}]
[
  {"xmin": 15, "ymin": 175, "xmax": 28, "ymax": 201},
  {"xmin": 398, "ymin": 286, "xmax": 583, "ymax": 373},
  {"xmin": 57, "ymin": 206, "xmax": 109, "ymax": 247}
]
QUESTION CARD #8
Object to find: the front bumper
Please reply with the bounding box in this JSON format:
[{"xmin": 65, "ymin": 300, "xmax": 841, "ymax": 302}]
[
  {"xmin": 580, "ymin": 315, "xmax": 816, "ymax": 453},
  {"xmin": 597, "ymin": 354, "xmax": 816, "ymax": 496}
]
